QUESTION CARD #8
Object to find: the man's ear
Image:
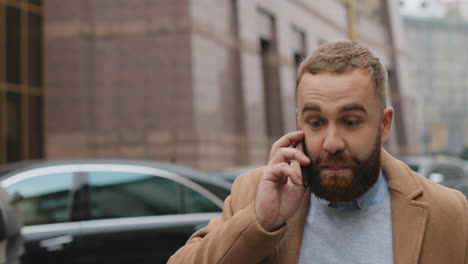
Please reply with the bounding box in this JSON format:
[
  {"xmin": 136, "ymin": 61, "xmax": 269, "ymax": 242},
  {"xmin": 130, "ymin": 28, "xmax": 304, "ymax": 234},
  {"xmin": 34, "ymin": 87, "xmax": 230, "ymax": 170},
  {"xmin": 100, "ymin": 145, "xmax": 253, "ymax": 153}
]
[{"xmin": 380, "ymin": 107, "xmax": 394, "ymax": 142}]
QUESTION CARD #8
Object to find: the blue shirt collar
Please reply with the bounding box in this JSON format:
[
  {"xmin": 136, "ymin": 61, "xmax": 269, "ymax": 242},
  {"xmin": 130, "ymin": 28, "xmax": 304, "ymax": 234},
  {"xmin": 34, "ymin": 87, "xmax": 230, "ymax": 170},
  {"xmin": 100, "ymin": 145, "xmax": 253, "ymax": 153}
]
[{"xmin": 313, "ymin": 171, "xmax": 388, "ymax": 210}]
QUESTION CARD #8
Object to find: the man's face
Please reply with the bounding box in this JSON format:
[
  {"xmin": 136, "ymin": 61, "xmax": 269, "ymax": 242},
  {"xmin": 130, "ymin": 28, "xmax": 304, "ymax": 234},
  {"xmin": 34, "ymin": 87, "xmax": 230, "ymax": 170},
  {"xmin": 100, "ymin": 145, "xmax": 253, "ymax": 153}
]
[{"xmin": 296, "ymin": 70, "xmax": 393, "ymax": 202}]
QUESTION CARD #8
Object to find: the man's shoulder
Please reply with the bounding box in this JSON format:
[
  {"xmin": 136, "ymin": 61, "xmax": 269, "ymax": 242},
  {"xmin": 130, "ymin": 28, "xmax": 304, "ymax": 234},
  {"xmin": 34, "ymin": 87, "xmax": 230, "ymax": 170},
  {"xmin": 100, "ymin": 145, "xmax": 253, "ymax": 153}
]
[
  {"xmin": 383, "ymin": 150, "xmax": 467, "ymax": 213},
  {"xmin": 228, "ymin": 167, "xmax": 263, "ymax": 209},
  {"xmin": 231, "ymin": 167, "xmax": 262, "ymax": 194},
  {"xmin": 399, "ymin": 169, "xmax": 467, "ymax": 224},
  {"xmin": 415, "ymin": 171, "xmax": 467, "ymax": 206}
]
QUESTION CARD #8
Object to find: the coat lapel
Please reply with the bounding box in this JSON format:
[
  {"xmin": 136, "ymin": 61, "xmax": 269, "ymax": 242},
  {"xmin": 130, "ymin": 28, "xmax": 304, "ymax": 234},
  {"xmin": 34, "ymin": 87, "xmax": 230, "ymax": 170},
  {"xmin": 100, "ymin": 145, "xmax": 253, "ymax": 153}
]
[
  {"xmin": 382, "ymin": 149, "xmax": 429, "ymax": 264},
  {"xmin": 276, "ymin": 185, "xmax": 310, "ymax": 264},
  {"xmin": 390, "ymin": 192, "xmax": 429, "ymax": 264}
]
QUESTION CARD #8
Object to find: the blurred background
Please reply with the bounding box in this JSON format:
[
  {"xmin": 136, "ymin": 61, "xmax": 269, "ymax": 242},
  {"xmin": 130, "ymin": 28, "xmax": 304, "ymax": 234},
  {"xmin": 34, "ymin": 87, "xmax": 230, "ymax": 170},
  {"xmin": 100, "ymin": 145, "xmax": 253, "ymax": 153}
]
[
  {"xmin": 0, "ymin": 0, "xmax": 467, "ymax": 171},
  {"xmin": 0, "ymin": 1, "xmax": 467, "ymax": 263}
]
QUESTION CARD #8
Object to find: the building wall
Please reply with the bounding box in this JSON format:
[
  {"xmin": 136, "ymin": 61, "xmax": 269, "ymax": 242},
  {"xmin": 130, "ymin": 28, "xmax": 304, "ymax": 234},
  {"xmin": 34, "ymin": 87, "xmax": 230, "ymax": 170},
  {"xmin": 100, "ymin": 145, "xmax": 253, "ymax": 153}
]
[
  {"xmin": 44, "ymin": 0, "xmax": 416, "ymax": 171},
  {"xmin": 46, "ymin": 0, "xmax": 197, "ymax": 165},
  {"xmin": 187, "ymin": 0, "xmax": 416, "ymax": 169},
  {"xmin": 404, "ymin": 17, "xmax": 468, "ymax": 155}
]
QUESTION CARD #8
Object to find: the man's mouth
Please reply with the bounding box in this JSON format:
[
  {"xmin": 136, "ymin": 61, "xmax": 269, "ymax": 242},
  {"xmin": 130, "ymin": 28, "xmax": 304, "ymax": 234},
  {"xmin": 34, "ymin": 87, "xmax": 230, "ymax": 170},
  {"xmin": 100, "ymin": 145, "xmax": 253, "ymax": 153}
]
[{"xmin": 322, "ymin": 167, "xmax": 350, "ymax": 174}]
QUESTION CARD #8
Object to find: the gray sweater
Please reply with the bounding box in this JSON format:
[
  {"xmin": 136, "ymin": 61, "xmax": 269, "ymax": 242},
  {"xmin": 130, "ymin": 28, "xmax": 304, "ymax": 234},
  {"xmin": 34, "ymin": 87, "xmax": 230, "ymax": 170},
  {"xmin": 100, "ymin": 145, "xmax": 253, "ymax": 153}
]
[{"xmin": 298, "ymin": 192, "xmax": 393, "ymax": 264}]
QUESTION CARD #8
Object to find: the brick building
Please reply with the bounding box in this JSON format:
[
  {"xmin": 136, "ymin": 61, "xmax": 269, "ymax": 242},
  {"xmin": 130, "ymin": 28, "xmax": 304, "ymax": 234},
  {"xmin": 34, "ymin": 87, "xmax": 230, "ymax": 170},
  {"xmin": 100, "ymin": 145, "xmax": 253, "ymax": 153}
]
[{"xmin": 1, "ymin": 0, "xmax": 418, "ymax": 170}]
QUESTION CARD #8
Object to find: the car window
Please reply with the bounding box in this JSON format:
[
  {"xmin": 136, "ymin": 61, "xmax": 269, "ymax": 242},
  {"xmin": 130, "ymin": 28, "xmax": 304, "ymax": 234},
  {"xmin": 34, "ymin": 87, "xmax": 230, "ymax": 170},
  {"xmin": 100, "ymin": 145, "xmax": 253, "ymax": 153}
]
[
  {"xmin": 5, "ymin": 172, "xmax": 74, "ymax": 225},
  {"xmin": 87, "ymin": 172, "xmax": 182, "ymax": 219},
  {"xmin": 195, "ymin": 181, "xmax": 230, "ymax": 201},
  {"xmin": 87, "ymin": 171, "xmax": 222, "ymax": 219},
  {"xmin": 183, "ymin": 186, "xmax": 220, "ymax": 213}
]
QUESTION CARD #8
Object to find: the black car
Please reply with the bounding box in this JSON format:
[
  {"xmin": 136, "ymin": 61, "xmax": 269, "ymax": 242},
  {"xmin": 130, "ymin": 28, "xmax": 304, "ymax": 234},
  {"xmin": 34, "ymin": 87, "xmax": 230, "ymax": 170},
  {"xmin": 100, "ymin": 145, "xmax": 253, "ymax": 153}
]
[{"xmin": 0, "ymin": 160, "xmax": 231, "ymax": 264}]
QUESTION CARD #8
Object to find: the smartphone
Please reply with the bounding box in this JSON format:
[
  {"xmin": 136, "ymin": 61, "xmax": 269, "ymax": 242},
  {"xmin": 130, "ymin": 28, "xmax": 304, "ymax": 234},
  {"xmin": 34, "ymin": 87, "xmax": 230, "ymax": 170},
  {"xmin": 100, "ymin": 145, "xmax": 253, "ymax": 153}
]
[{"xmin": 297, "ymin": 138, "xmax": 313, "ymax": 188}]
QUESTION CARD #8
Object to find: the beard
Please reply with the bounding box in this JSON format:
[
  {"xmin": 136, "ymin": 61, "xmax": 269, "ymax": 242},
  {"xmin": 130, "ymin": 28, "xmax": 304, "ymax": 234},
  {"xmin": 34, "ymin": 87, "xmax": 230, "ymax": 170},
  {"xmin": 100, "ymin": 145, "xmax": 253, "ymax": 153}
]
[{"xmin": 303, "ymin": 133, "xmax": 382, "ymax": 202}]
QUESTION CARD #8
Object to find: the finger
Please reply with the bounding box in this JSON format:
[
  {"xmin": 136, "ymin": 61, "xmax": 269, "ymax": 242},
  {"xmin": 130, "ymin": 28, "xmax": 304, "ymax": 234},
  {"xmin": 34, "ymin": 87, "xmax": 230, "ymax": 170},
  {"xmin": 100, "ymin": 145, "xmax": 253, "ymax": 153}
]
[
  {"xmin": 269, "ymin": 131, "xmax": 305, "ymax": 160},
  {"xmin": 263, "ymin": 162, "xmax": 303, "ymax": 186},
  {"xmin": 269, "ymin": 147, "xmax": 310, "ymax": 166}
]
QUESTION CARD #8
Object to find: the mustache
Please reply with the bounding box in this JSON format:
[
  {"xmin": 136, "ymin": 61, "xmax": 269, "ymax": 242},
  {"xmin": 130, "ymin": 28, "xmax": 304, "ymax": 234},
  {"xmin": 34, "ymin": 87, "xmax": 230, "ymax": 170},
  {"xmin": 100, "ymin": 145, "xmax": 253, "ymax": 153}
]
[{"xmin": 314, "ymin": 152, "xmax": 359, "ymax": 169}]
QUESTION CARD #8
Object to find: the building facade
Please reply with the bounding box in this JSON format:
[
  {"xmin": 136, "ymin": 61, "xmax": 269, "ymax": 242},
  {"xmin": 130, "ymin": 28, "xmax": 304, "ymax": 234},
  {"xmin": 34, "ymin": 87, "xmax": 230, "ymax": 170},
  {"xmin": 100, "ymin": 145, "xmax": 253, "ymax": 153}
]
[
  {"xmin": 1, "ymin": 0, "xmax": 418, "ymax": 170},
  {"xmin": 403, "ymin": 16, "xmax": 468, "ymax": 155}
]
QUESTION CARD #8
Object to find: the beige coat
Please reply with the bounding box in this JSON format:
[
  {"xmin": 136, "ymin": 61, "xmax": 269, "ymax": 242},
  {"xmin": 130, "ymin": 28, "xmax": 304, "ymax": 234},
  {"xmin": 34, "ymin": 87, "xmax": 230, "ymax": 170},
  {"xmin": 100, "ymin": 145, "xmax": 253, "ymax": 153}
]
[{"xmin": 169, "ymin": 149, "xmax": 468, "ymax": 263}]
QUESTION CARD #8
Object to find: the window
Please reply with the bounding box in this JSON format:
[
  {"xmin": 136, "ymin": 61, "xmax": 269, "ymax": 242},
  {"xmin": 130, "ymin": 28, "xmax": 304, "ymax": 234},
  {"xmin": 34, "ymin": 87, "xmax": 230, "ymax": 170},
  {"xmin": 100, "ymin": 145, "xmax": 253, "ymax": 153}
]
[
  {"xmin": 87, "ymin": 171, "xmax": 220, "ymax": 220},
  {"xmin": 6, "ymin": 6, "xmax": 21, "ymax": 84},
  {"xmin": 28, "ymin": 13, "xmax": 43, "ymax": 87},
  {"xmin": 291, "ymin": 26, "xmax": 306, "ymax": 70},
  {"xmin": 183, "ymin": 186, "xmax": 219, "ymax": 213},
  {"xmin": 28, "ymin": 0, "xmax": 42, "ymax": 6},
  {"xmin": 0, "ymin": 2, "xmax": 44, "ymax": 164},
  {"xmin": 5, "ymin": 173, "xmax": 74, "ymax": 226},
  {"xmin": 28, "ymin": 96, "xmax": 44, "ymax": 159},
  {"xmin": 259, "ymin": 11, "xmax": 284, "ymax": 140},
  {"xmin": 261, "ymin": 37, "xmax": 284, "ymax": 139},
  {"xmin": 196, "ymin": 181, "xmax": 230, "ymax": 201},
  {"xmin": 88, "ymin": 172, "xmax": 181, "ymax": 219},
  {"xmin": 6, "ymin": 92, "xmax": 22, "ymax": 163}
]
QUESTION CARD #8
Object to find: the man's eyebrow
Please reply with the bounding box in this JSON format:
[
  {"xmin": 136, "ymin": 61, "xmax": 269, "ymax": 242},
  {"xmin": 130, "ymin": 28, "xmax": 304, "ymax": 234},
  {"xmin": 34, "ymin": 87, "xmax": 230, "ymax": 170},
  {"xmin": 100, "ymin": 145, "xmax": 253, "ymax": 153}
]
[
  {"xmin": 301, "ymin": 103, "xmax": 322, "ymax": 114},
  {"xmin": 339, "ymin": 103, "xmax": 368, "ymax": 114}
]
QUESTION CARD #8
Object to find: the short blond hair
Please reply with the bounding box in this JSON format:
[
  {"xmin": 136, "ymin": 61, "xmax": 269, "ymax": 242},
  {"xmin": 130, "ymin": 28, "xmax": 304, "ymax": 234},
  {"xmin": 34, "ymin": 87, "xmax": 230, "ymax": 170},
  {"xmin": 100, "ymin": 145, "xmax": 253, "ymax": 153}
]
[{"xmin": 297, "ymin": 40, "xmax": 387, "ymax": 108}]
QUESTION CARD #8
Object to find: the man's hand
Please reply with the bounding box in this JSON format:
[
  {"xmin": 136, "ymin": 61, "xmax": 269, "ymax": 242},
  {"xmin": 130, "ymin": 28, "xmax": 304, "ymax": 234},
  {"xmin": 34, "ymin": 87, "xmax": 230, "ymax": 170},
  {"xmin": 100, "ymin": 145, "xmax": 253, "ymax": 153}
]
[{"xmin": 255, "ymin": 131, "xmax": 311, "ymax": 232}]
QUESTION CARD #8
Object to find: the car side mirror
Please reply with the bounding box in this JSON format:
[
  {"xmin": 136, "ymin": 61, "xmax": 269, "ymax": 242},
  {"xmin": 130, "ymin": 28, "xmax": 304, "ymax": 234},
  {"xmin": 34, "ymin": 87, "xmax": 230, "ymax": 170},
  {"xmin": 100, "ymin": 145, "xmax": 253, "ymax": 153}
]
[{"xmin": 428, "ymin": 172, "xmax": 445, "ymax": 184}]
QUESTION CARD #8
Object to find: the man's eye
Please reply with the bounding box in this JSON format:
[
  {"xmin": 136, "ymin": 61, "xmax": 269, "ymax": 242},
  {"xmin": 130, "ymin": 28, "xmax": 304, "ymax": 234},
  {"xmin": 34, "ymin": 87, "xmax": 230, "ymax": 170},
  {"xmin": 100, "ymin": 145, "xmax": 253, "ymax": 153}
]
[
  {"xmin": 309, "ymin": 120, "xmax": 323, "ymax": 128},
  {"xmin": 343, "ymin": 120, "xmax": 360, "ymax": 127}
]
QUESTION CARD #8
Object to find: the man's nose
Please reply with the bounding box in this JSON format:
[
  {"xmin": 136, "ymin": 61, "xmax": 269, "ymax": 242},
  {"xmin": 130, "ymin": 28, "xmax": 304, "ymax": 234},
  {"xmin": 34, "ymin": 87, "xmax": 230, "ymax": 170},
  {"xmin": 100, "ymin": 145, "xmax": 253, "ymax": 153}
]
[{"xmin": 322, "ymin": 126, "xmax": 345, "ymax": 155}]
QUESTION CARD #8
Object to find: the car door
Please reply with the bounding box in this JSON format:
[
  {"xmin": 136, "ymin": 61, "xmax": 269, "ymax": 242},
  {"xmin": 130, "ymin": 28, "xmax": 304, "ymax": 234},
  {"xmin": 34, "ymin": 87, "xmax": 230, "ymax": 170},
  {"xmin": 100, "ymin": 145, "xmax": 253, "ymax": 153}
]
[
  {"xmin": 73, "ymin": 166, "xmax": 222, "ymax": 264},
  {"xmin": 1, "ymin": 170, "xmax": 82, "ymax": 264}
]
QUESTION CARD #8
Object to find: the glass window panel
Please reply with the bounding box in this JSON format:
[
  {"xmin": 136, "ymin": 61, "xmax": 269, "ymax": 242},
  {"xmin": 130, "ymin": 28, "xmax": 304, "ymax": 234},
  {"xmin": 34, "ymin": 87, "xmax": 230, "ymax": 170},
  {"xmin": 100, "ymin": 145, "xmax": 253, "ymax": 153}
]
[
  {"xmin": 6, "ymin": 6, "xmax": 21, "ymax": 84},
  {"xmin": 88, "ymin": 172, "xmax": 182, "ymax": 220},
  {"xmin": 6, "ymin": 92, "xmax": 22, "ymax": 163},
  {"xmin": 28, "ymin": 13, "xmax": 42, "ymax": 87},
  {"xmin": 0, "ymin": 6, "xmax": 4, "ymax": 83},
  {"xmin": 28, "ymin": 95, "xmax": 43, "ymax": 159},
  {"xmin": 0, "ymin": 91, "xmax": 4, "ymax": 163},
  {"xmin": 5, "ymin": 172, "xmax": 74, "ymax": 226},
  {"xmin": 28, "ymin": 0, "xmax": 42, "ymax": 6},
  {"xmin": 196, "ymin": 181, "xmax": 230, "ymax": 201},
  {"xmin": 183, "ymin": 186, "xmax": 219, "ymax": 213}
]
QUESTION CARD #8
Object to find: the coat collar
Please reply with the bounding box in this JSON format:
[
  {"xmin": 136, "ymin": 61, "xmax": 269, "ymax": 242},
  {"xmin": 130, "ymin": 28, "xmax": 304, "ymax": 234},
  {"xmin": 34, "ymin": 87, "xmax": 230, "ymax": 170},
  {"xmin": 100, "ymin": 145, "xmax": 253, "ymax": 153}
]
[
  {"xmin": 381, "ymin": 149, "xmax": 429, "ymax": 264},
  {"xmin": 278, "ymin": 149, "xmax": 429, "ymax": 264},
  {"xmin": 381, "ymin": 148, "xmax": 423, "ymax": 199}
]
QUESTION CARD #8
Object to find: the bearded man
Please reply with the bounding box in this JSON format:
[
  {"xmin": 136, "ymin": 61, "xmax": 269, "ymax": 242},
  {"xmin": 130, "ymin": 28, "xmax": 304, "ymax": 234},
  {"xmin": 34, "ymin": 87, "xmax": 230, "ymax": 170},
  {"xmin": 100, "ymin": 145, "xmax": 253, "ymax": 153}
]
[{"xmin": 169, "ymin": 40, "xmax": 468, "ymax": 264}]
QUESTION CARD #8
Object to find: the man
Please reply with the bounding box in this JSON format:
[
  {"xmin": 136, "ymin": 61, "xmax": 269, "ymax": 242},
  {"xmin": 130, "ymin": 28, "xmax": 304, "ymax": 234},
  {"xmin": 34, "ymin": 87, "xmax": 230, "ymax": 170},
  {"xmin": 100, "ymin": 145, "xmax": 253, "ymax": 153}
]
[{"xmin": 169, "ymin": 40, "xmax": 468, "ymax": 263}]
